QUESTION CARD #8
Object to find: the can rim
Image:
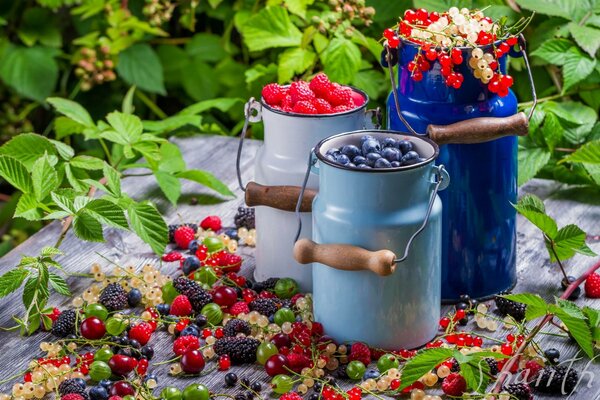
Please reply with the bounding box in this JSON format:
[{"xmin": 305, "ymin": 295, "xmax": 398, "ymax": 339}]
[
  {"xmin": 314, "ymin": 129, "xmax": 440, "ymax": 173},
  {"xmin": 260, "ymin": 86, "xmax": 370, "ymax": 118}
]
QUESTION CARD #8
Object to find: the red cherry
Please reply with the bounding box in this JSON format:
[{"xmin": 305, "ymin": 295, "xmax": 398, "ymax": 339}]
[
  {"xmin": 214, "ymin": 327, "xmax": 224, "ymax": 339},
  {"xmin": 181, "ymin": 349, "xmax": 205, "ymax": 374},
  {"xmin": 418, "ymin": 59, "xmax": 431, "ymax": 71},
  {"xmin": 400, "ymin": 22, "xmax": 411, "ymax": 36},
  {"xmin": 202, "ymin": 328, "xmax": 212, "ymax": 339},
  {"xmin": 456, "ymin": 337, "xmax": 466, "ymax": 347},
  {"xmin": 488, "ymin": 80, "xmax": 500, "ymax": 93},
  {"xmin": 212, "ymin": 286, "xmax": 238, "ymax": 307},
  {"xmin": 446, "ymin": 334, "xmax": 457, "ymax": 344},
  {"xmin": 108, "ymin": 355, "xmax": 137, "ymax": 376},
  {"xmin": 425, "ymin": 48, "xmax": 438, "ymax": 61},
  {"xmin": 390, "ymin": 379, "xmax": 401, "ymax": 390},
  {"xmin": 271, "ymin": 333, "xmax": 291, "ymax": 349},
  {"xmin": 501, "ymin": 75, "xmax": 514, "ymax": 87},
  {"xmin": 473, "ymin": 336, "xmax": 483, "ymax": 347},
  {"xmin": 242, "ymin": 288, "xmax": 257, "ymax": 303},
  {"xmin": 218, "ymin": 354, "xmax": 231, "ymax": 371},
  {"xmin": 506, "ymin": 333, "xmax": 515, "ymax": 343},
  {"xmin": 136, "ymin": 358, "xmax": 149, "ymax": 375},
  {"xmin": 454, "ymin": 309, "xmax": 466, "ymax": 321},
  {"xmin": 489, "ymin": 60, "xmax": 498, "ymax": 70},
  {"xmin": 407, "ymin": 61, "xmax": 418, "ymax": 73},
  {"xmin": 265, "ymin": 354, "xmax": 290, "ymax": 376},
  {"xmin": 110, "ymin": 381, "xmax": 135, "ymax": 397},
  {"xmin": 499, "ymin": 42, "xmax": 510, "ymax": 53},
  {"xmin": 80, "ymin": 317, "xmax": 106, "ymax": 340}
]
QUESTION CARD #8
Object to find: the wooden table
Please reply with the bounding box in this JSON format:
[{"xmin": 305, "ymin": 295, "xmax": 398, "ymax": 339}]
[{"xmin": 1, "ymin": 135, "xmax": 599, "ymax": 399}]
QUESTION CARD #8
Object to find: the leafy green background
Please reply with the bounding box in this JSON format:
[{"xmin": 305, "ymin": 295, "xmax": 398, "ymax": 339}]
[{"xmin": 0, "ymin": 0, "xmax": 599, "ymax": 255}]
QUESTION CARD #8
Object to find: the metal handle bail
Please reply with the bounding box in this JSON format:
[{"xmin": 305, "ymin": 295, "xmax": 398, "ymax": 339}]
[
  {"xmin": 236, "ymin": 98, "xmax": 262, "ymax": 192},
  {"xmin": 294, "ymin": 149, "xmax": 318, "ymax": 243}
]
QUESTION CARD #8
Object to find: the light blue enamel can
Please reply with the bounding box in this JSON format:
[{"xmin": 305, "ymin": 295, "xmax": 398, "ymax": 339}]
[{"xmin": 294, "ymin": 130, "xmax": 450, "ymax": 349}]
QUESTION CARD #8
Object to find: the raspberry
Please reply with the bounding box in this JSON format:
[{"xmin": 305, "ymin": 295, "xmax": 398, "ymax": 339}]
[
  {"xmin": 584, "ymin": 272, "xmax": 600, "ymax": 298},
  {"xmin": 333, "ymin": 104, "xmax": 354, "ymax": 113},
  {"xmin": 213, "ymin": 337, "xmax": 260, "ymax": 364},
  {"xmin": 309, "ymin": 72, "xmax": 332, "ymax": 97},
  {"xmin": 503, "ymin": 383, "xmax": 533, "ymax": 400},
  {"xmin": 523, "ymin": 360, "xmax": 543, "ymax": 382},
  {"xmin": 162, "ymin": 251, "xmax": 183, "ymax": 262},
  {"xmin": 313, "ymin": 98, "xmax": 333, "ymax": 114},
  {"xmin": 292, "ymin": 100, "xmax": 318, "ymax": 114},
  {"xmin": 211, "ymin": 251, "xmax": 242, "ymax": 273},
  {"xmin": 350, "ymin": 90, "xmax": 365, "ymax": 107},
  {"xmin": 327, "ymin": 84, "xmax": 352, "ymax": 106},
  {"xmin": 280, "ymin": 393, "xmax": 302, "ymax": 400},
  {"xmin": 128, "ymin": 322, "xmax": 152, "ymax": 346},
  {"xmin": 173, "ymin": 277, "xmax": 213, "ymax": 312},
  {"xmin": 108, "ymin": 397, "xmax": 123, "ymax": 400},
  {"xmin": 289, "ymin": 81, "xmax": 315, "ymax": 104},
  {"xmin": 281, "ymin": 94, "xmax": 294, "ymax": 111},
  {"xmin": 229, "ymin": 301, "xmax": 250, "ymax": 316},
  {"xmin": 173, "ymin": 335, "xmax": 200, "ymax": 356},
  {"xmin": 349, "ymin": 342, "xmax": 371, "ymax": 366},
  {"xmin": 200, "ymin": 215, "xmax": 222, "ymax": 231},
  {"xmin": 442, "ymin": 373, "xmax": 467, "ymax": 396},
  {"xmin": 170, "ymin": 295, "xmax": 193, "ymax": 316},
  {"xmin": 174, "ymin": 225, "xmax": 195, "ymax": 249},
  {"xmin": 61, "ymin": 395, "xmax": 86, "ymax": 400},
  {"xmin": 262, "ymin": 83, "xmax": 285, "ymax": 106},
  {"xmin": 99, "ymin": 283, "xmax": 128, "ymax": 311}
]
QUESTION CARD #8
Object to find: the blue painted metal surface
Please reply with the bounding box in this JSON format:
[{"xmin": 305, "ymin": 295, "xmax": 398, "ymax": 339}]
[
  {"xmin": 387, "ymin": 41, "xmax": 518, "ymax": 301},
  {"xmin": 310, "ymin": 130, "xmax": 447, "ymax": 349}
]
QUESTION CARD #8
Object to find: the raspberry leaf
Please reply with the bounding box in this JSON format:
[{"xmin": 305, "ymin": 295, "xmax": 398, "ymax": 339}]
[
  {"xmin": 116, "ymin": 44, "xmax": 166, "ymax": 95},
  {"xmin": 73, "ymin": 213, "xmax": 105, "ymax": 242},
  {"xmin": 398, "ymin": 348, "xmax": 454, "ymax": 390},
  {"xmin": 0, "ymin": 155, "xmax": 33, "ymax": 193},
  {"xmin": 47, "ymin": 97, "xmax": 95, "ymax": 128},
  {"xmin": 0, "ymin": 269, "xmax": 30, "ymax": 298},
  {"xmin": 176, "ymin": 169, "xmax": 235, "ymax": 197},
  {"xmin": 240, "ymin": 7, "xmax": 302, "ymax": 52},
  {"xmin": 550, "ymin": 303, "xmax": 594, "ymax": 358},
  {"xmin": 502, "ymin": 293, "xmax": 548, "ymax": 321},
  {"xmin": 48, "ymin": 272, "xmax": 70, "ymax": 296},
  {"xmin": 127, "ymin": 201, "xmax": 168, "ymax": 255}
]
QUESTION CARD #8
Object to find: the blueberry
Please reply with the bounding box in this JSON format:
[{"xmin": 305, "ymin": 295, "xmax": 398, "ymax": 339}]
[
  {"xmin": 382, "ymin": 137, "xmax": 397, "ymax": 148},
  {"xmin": 251, "ymin": 382, "xmax": 262, "ymax": 392},
  {"xmin": 268, "ymin": 315, "xmax": 275, "ymax": 323},
  {"xmin": 181, "ymin": 325, "xmax": 199, "ymax": 337},
  {"xmin": 341, "ymin": 144, "xmax": 361, "ymax": 158},
  {"xmin": 141, "ymin": 345, "xmax": 154, "ymax": 360},
  {"xmin": 98, "ymin": 380, "xmax": 112, "ymax": 390},
  {"xmin": 398, "ymin": 139, "xmax": 413, "ymax": 154},
  {"xmin": 391, "ymin": 161, "xmax": 401, "ymax": 167},
  {"xmin": 357, "ymin": 164, "xmax": 371, "ymax": 169},
  {"xmin": 360, "ymin": 135, "xmax": 376, "ymax": 146},
  {"xmin": 353, "ymin": 155, "xmax": 367, "ymax": 165},
  {"xmin": 195, "ymin": 314, "xmax": 208, "ymax": 328},
  {"xmin": 325, "ymin": 154, "xmax": 336, "ymax": 162},
  {"xmin": 364, "ymin": 369, "xmax": 380, "ymax": 379},
  {"xmin": 89, "ymin": 385, "xmax": 109, "ymax": 400},
  {"xmin": 334, "ymin": 153, "xmax": 350, "ymax": 165},
  {"xmin": 347, "ymin": 163, "xmax": 356, "ymax": 168},
  {"xmin": 224, "ymin": 372, "xmax": 238, "ymax": 386},
  {"xmin": 561, "ymin": 276, "xmax": 577, "ymax": 290},
  {"xmin": 567, "ymin": 286, "xmax": 581, "ymax": 300},
  {"xmin": 224, "ymin": 228, "xmax": 239, "ymax": 240},
  {"xmin": 156, "ymin": 303, "xmax": 170, "ymax": 315},
  {"xmin": 188, "ymin": 239, "xmax": 199, "ymax": 252},
  {"xmin": 326, "ymin": 148, "xmax": 340, "ymax": 157},
  {"xmin": 374, "ymin": 158, "xmax": 392, "ymax": 168},
  {"xmin": 382, "ymin": 147, "xmax": 401, "ymax": 162},
  {"xmin": 241, "ymin": 377, "xmax": 250, "ymax": 387},
  {"xmin": 362, "ymin": 139, "xmax": 381, "ymax": 155},
  {"xmin": 401, "ymin": 151, "xmax": 420, "ymax": 165},
  {"xmin": 545, "ymin": 348, "xmax": 560, "ymax": 364},
  {"xmin": 366, "ymin": 152, "xmax": 382, "ymax": 166},
  {"xmin": 127, "ymin": 288, "xmax": 142, "ymax": 307},
  {"xmin": 182, "ymin": 256, "xmax": 201, "ymax": 275},
  {"xmin": 72, "ymin": 378, "xmax": 86, "ymax": 389}
]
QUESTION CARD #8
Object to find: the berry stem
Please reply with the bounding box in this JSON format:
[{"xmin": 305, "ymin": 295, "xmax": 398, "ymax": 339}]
[
  {"xmin": 488, "ymin": 257, "xmax": 600, "ymax": 398},
  {"xmin": 545, "ymin": 235, "xmax": 569, "ymax": 282}
]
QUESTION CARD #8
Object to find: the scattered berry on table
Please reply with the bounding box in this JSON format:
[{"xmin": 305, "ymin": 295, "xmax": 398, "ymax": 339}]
[
  {"xmin": 213, "ymin": 337, "xmax": 261, "ymax": 364},
  {"xmin": 173, "ymin": 335, "xmax": 200, "ymax": 356},
  {"xmin": 584, "ymin": 272, "xmax": 600, "ymax": 298},
  {"xmin": 127, "ymin": 288, "xmax": 142, "ymax": 307},
  {"xmin": 129, "ymin": 322, "xmax": 153, "ymax": 346},
  {"xmin": 441, "ymin": 372, "xmax": 467, "ymax": 396},
  {"xmin": 99, "ymin": 283, "xmax": 128, "ymax": 312},
  {"xmin": 59, "ymin": 378, "xmax": 87, "ymax": 397},
  {"xmin": 61, "ymin": 394, "xmax": 87, "ymax": 400},
  {"xmin": 503, "ymin": 383, "xmax": 533, "ymax": 400},
  {"xmin": 223, "ymin": 319, "xmax": 251, "ymax": 337},
  {"xmin": 494, "ymin": 291, "xmax": 527, "ymax": 321},
  {"xmin": 168, "ymin": 223, "xmax": 198, "ymax": 242},
  {"xmin": 224, "ymin": 372, "xmax": 238, "ymax": 386},
  {"xmin": 51, "ymin": 309, "xmax": 77, "ymax": 337},
  {"xmin": 229, "ymin": 301, "xmax": 250, "ymax": 316},
  {"xmin": 173, "ymin": 225, "xmax": 196, "ymax": 249},
  {"xmin": 348, "ymin": 342, "xmax": 371, "ymax": 366},
  {"xmin": 170, "ymin": 295, "xmax": 193, "ymax": 316},
  {"xmin": 200, "ymin": 215, "xmax": 222, "ymax": 231},
  {"xmin": 531, "ymin": 365, "xmax": 579, "ymax": 395},
  {"xmin": 162, "ymin": 251, "xmax": 183, "ymax": 262},
  {"xmin": 234, "ymin": 207, "xmax": 255, "ymax": 230},
  {"xmin": 249, "ymin": 298, "xmax": 279, "ymax": 317},
  {"xmin": 544, "ymin": 347, "xmax": 560, "ymax": 364},
  {"xmin": 173, "ymin": 277, "xmax": 213, "ymax": 312}
]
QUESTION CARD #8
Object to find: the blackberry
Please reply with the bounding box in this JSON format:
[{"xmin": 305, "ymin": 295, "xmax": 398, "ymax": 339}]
[
  {"xmin": 450, "ymin": 358, "xmax": 460, "ymax": 372},
  {"xmin": 213, "ymin": 337, "xmax": 260, "ymax": 364},
  {"xmin": 494, "ymin": 291, "xmax": 526, "ymax": 321},
  {"xmin": 59, "ymin": 378, "xmax": 88, "ymax": 398},
  {"xmin": 99, "ymin": 283, "xmax": 128, "ymax": 311},
  {"xmin": 279, "ymin": 299, "xmax": 293, "ymax": 309},
  {"xmin": 223, "ymin": 319, "xmax": 251, "ymax": 337},
  {"xmin": 234, "ymin": 207, "xmax": 255, "ymax": 230},
  {"xmin": 168, "ymin": 223, "xmax": 198, "ymax": 242},
  {"xmin": 262, "ymin": 277, "xmax": 279, "ymax": 290},
  {"xmin": 249, "ymin": 298, "xmax": 279, "ymax": 316},
  {"xmin": 485, "ymin": 358, "xmax": 499, "ymax": 376},
  {"xmin": 51, "ymin": 310, "xmax": 77, "ymax": 338},
  {"xmin": 503, "ymin": 383, "xmax": 533, "ymax": 400},
  {"xmin": 531, "ymin": 365, "xmax": 579, "ymax": 395},
  {"xmin": 173, "ymin": 277, "xmax": 212, "ymax": 312}
]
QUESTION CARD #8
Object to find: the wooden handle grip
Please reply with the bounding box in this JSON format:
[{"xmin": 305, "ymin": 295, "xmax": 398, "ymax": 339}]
[
  {"xmin": 245, "ymin": 182, "xmax": 316, "ymax": 212},
  {"xmin": 293, "ymin": 238, "xmax": 397, "ymax": 277},
  {"xmin": 427, "ymin": 112, "xmax": 529, "ymax": 145}
]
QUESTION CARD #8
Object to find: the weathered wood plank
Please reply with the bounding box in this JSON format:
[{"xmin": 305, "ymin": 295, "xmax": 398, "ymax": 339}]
[{"xmin": 0, "ymin": 136, "xmax": 599, "ymax": 399}]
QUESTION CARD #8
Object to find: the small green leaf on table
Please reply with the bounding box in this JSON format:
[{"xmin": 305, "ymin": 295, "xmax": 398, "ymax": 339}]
[{"xmin": 127, "ymin": 202, "xmax": 168, "ymax": 255}]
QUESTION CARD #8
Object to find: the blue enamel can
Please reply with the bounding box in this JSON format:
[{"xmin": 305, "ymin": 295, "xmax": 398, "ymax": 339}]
[
  {"xmin": 386, "ymin": 41, "xmax": 521, "ymax": 301},
  {"xmin": 294, "ymin": 130, "xmax": 450, "ymax": 349}
]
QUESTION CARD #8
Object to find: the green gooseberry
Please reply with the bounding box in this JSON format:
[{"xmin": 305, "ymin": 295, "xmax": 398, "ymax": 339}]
[
  {"xmin": 85, "ymin": 303, "xmax": 109, "ymax": 321},
  {"xmin": 94, "ymin": 348, "xmax": 113, "ymax": 362},
  {"xmin": 123, "ymin": 396, "xmax": 135, "ymax": 400},
  {"xmin": 271, "ymin": 374, "xmax": 294, "ymax": 394},
  {"xmin": 274, "ymin": 278, "xmax": 299, "ymax": 299},
  {"xmin": 273, "ymin": 308, "xmax": 295, "ymax": 326},
  {"xmin": 200, "ymin": 302, "xmax": 223, "ymax": 325},
  {"xmin": 203, "ymin": 237, "xmax": 224, "ymax": 253},
  {"xmin": 256, "ymin": 342, "xmax": 279, "ymax": 365},
  {"xmin": 194, "ymin": 267, "xmax": 218, "ymax": 286},
  {"xmin": 160, "ymin": 386, "xmax": 182, "ymax": 400},
  {"xmin": 182, "ymin": 383, "xmax": 209, "ymax": 400},
  {"xmin": 377, "ymin": 353, "xmax": 400, "ymax": 373},
  {"xmin": 89, "ymin": 361, "xmax": 112, "ymax": 381},
  {"xmin": 346, "ymin": 360, "xmax": 366, "ymax": 380},
  {"xmin": 162, "ymin": 281, "xmax": 178, "ymax": 304},
  {"xmin": 105, "ymin": 317, "xmax": 128, "ymax": 336}
]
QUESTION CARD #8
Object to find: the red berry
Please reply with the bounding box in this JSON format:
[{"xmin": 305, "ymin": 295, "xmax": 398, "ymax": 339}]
[
  {"xmin": 170, "ymin": 295, "xmax": 193, "ymax": 316},
  {"xmin": 585, "ymin": 273, "xmax": 600, "ymax": 298},
  {"xmin": 108, "ymin": 355, "xmax": 137, "ymax": 376},
  {"xmin": 501, "ymin": 343, "xmax": 513, "ymax": 355},
  {"xmin": 506, "ymin": 333, "xmax": 515, "ymax": 343},
  {"xmin": 350, "ymin": 90, "xmax": 365, "ymax": 107},
  {"xmin": 181, "ymin": 349, "xmax": 205, "ymax": 374},
  {"xmin": 175, "ymin": 319, "xmax": 189, "ymax": 332},
  {"xmin": 454, "ymin": 309, "xmax": 466, "ymax": 321},
  {"xmin": 212, "ymin": 286, "xmax": 238, "ymax": 307},
  {"xmin": 442, "ymin": 373, "xmax": 467, "ymax": 396},
  {"xmin": 110, "ymin": 381, "xmax": 135, "ymax": 397},
  {"xmin": 80, "ymin": 317, "xmax": 106, "ymax": 340},
  {"xmin": 388, "ymin": 36, "xmax": 400, "ymax": 48},
  {"xmin": 326, "ymin": 84, "xmax": 353, "ymax": 107},
  {"xmin": 265, "ymin": 354, "xmax": 290, "ymax": 376},
  {"xmin": 173, "ymin": 335, "xmax": 200, "ymax": 356},
  {"xmin": 407, "ymin": 61, "xmax": 418, "ymax": 73},
  {"xmin": 412, "ymin": 71, "xmax": 423, "ymax": 81},
  {"xmin": 62, "ymin": 395, "xmax": 85, "ymax": 400},
  {"xmin": 439, "ymin": 317, "xmax": 451, "ymax": 329},
  {"xmin": 271, "ymin": 333, "xmax": 291, "ymax": 349},
  {"xmin": 174, "ymin": 226, "xmax": 195, "ymax": 249},
  {"xmin": 349, "ymin": 342, "xmax": 371, "ymax": 366},
  {"xmin": 200, "ymin": 215, "xmax": 221, "ymax": 231},
  {"xmin": 425, "ymin": 48, "xmax": 437, "ymax": 61},
  {"xmin": 383, "ymin": 28, "xmax": 395, "ymax": 40},
  {"xmin": 312, "ymin": 98, "xmax": 333, "ymax": 114},
  {"xmin": 262, "ymin": 83, "xmax": 285, "ymax": 106},
  {"xmin": 506, "ymin": 36, "xmax": 518, "ymax": 46},
  {"xmin": 292, "ymin": 100, "xmax": 318, "ymax": 114},
  {"xmin": 404, "ymin": 9, "xmax": 417, "ymax": 23},
  {"xmin": 289, "ymin": 81, "xmax": 315, "ymax": 104},
  {"xmin": 128, "ymin": 322, "xmax": 153, "ymax": 346},
  {"xmin": 473, "ymin": 336, "xmax": 483, "ymax": 347},
  {"xmin": 501, "ymin": 75, "xmax": 514, "ymax": 88},
  {"xmin": 309, "ymin": 73, "xmax": 332, "ymax": 98},
  {"xmin": 202, "ymin": 328, "xmax": 212, "ymax": 338},
  {"xmin": 280, "ymin": 393, "xmax": 302, "ymax": 400},
  {"xmin": 416, "ymin": 8, "xmax": 428, "ymax": 21},
  {"xmin": 162, "ymin": 251, "xmax": 183, "ymax": 262},
  {"xmin": 390, "ymin": 379, "xmax": 401, "ymax": 390},
  {"xmin": 229, "ymin": 301, "xmax": 250, "ymax": 316},
  {"xmin": 438, "ymin": 53, "xmax": 452, "ymax": 67},
  {"xmin": 218, "ymin": 354, "xmax": 231, "ymax": 371},
  {"xmin": 499, "ymin": 42, "xmax": 510, "ymax": 53},
  {"xmin": 214, "ymin": 327, "xmax": 224, "ymax": 339}
]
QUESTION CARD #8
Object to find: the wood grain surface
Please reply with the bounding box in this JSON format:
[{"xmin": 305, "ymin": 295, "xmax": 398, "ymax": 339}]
[{"xmin": 1, "ymin": 135, "xmax": 599, "ymax": 399}]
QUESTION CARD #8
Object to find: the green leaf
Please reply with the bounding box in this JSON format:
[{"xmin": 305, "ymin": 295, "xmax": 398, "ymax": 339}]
[
  {"xmin": 157, "ymin": 142, "xmax": 186, "ymax": 173},
  {"xmin": 562, "ymin": 47, "xmax": 597, "ymax": 92},
  {"xmin": 399, "ymin": 348, "xmax": 455, "ymax": 390},
  {"xmin": 103, "ymin": 111, "xmax": 143, "ymax": 145},
  {"xmin": 49, "ymin": 139, "xmax": 75, "ymax": 160},
  {"xmin": 84, "ymin": 199, "xmax": 128, "ymax": 229},
  {"xmin": 51, "ymin": 192, "xmax": 75, "ymax": 214},
  {"xmin": 48, "ymin": 272, "xmax": 70, "ymax": 296},
  {"xmin": 47, "ymin": 97, "xmax": 95, "ymax": 127},
  {"xmin": 0, "ymin": 269, "xmax": 29, "ymax": 297},
  {"xmin": 154, "ymin": 171, "xmax": 181, "ymax": 205},
  {"xmin": 531, "ymin": 39, "xmax": 574, "ymax": 65},
  {"xmin": 563, "ymin": 140, "xmax": 600, "ymax": 164},
  {"xmin": 517, "ymin": 194, "xmax": 546, "ymax": 213},
  {"xmin": 31, "ymin": 155, "xmax": 58, "ymax": 201},
  {"xmin": 70, "ymin": 156, "xmax": 106, "ymax": 170},
  {"xmin": 40, "ymin": 246, "xmax": 62, "ymax": 258},
  {"xmin": 514, "ymin": 0, "xmax": 592, "ymax": 21},
  {"xmin": 551, "ymin": 303, "xmax": 594, "ymax": 358},
  {"xmin": 0, "ymin": 155, "xmax": 33, "ymax": 193},
  {"xmin": 503, "ymin": 293, "xmax": 548, "ymax": 320},
  {"xmin": 73, "ymin": 213, "xmax": 104, "ymax": 242},
  {"xmin": 241, "ymin": 7, "xmax": 302, "ymax": 52},
  {"xmin": 54, "ymin": 117, "xmax": 85, "ymax": 139},
  {"xmin": 122, "ymin": 86, "xmax": 136, "ymax": 114},
  {"xmin": 321, "ymin": 37, "xmax": 362, "ymax": 84},
  {"xmin": 64, "ymin": 164, "xmax": 89, "ymax": 192},
  {"xmin": 116, "ymin": 44, "xmax": 166, "ymax": 95},
  {"xmin": 517, "ymin": 147, "xmax": 551, "ymax": 186},
  {"xmin": 127, "ymin": 202, "xmax": 168, "ymax": 255},
  {"xmin": 0, "ymin": 45, "xmax": 58, "ymax": 102},
  {"xmin": 277, "ymin": 47, "xmax": 316, "ymax": 83},
  {"xmin": 176, "ymin": 169, "xmax": 235, "ymax": 197},
  {"xmin": 185, "ymin": 33, "xmax": 227, "ymax": 62},
  {"xmin": 513, "ymin": 203, "xmax": 558, "ymax": 239},
  {"xmin": 460, "ymin": 360, "xmax": 489, "ymax": 391},
  {"xmin": 15, "ymin": 192, "xmax": 43, "ymax": 220},
  {"xmin": 352, "ymin": 69, "xmax": 386, "ymax": 103},
  {"xmin": 143, "ymin": 115, "xmax": 202, "ymax": 134},
  {"xmin": 103, "ymin": 164, "xmax": 121, "ymax": 197},
  {"xmin": 180, "ymin": 98, "xmax": 243, "ymax": 116},
  {"xmin": 17, "ymin": 8, "xmax": 62, "ymax": 47},
  {"xmin": 568, "ymin": 22, "xmax": 600, "ymax": 57},
  {"xmin": 541, "ymin": 113, "xmax": 562, "ymax": 152},
  {"xmin": 543, "ymin": 101, "xmax": 597, "ymax": 126},
  {"xmin": 0, "ymin": 133, "xmax": 57, "ymax": 170},
  {"xmin": 181, "ymin": 58, "xmax": 219, "ymax": 102},
  {"xmin": 548, "ymin": 224, "xmax": 597, "ymax": 261}
]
